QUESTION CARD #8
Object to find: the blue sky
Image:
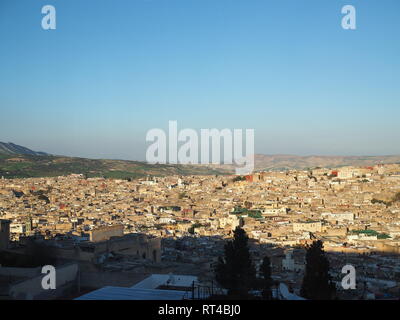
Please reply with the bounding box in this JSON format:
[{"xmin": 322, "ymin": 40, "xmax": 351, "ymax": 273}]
[{"xmin": 0, "ymin": 0, "xmax": 399, "ymax": 160}]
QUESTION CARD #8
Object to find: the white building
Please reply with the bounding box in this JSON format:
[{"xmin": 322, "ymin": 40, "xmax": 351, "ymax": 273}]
[{"xmin": 282, "ymin": 250, "xmax": 304, "ymax": 272}]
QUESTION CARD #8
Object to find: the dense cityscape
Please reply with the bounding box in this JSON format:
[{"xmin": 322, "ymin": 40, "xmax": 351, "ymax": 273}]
[
  {"xmin": 1, "ymin": 163, "xmax": 399, "ymax": 299},
  {"xmin": 1, "ymin": 0, "xmax": 399, "ymax": 311}
]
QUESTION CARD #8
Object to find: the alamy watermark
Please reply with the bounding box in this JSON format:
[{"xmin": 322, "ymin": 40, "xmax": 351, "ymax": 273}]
[
  {"xmin": 341, "ymin": 264, "xmax": 356, "ymax": 290},
  {"xmin": 39, "ymin": 4, "xmax": 358, "ymax": 31},
  {"xmin": 41, "ymin": 5, "xmax": 56, "ymax": 30},
  {"xmin": 40, "ymin": 4, "xmax": 357, "ymax": 32},
  {"xmin": 342, "ymin": 5, "xmax": 356, "ymax": 30},
  {"xmin": 41, "ymin": 265, "xmax": 56, "ymax": 290},
  {"xmin": 146, "ymin": 121, "xmax": 255, "ymax": 175}
]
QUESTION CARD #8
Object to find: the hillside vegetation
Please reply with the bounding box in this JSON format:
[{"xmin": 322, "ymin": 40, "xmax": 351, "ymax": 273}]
[{"xmin": 0, "ymin": 154, "xmax": 230, "ymax": 179}]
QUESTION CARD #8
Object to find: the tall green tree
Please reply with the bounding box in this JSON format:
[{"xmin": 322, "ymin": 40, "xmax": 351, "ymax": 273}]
[
  {"xmin": 300, "ymin": 240, "xmax": 336, "ymax": 300},
  {"xmin": 259, "ymin": 255, "xmax": 273, "ymax": 299},
  {"xmin": 215, "ymin": 226, "xmax": 256, "ymax": 298}
]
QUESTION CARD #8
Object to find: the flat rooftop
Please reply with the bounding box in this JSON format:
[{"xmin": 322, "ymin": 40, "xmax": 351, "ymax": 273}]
[{"xmin": 75, "ymin": 286, "xmax": 187, "ymax": 300}]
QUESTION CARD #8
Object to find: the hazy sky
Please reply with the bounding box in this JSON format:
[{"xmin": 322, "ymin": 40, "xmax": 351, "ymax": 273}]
[{"xmin": 0, "ymin": 0, "xmax": 399, "ymax": 160}]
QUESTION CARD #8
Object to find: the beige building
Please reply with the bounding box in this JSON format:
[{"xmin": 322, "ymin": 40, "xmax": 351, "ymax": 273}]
[
  {"xmin": 89, "ymin": 225, "xmax": 124, "ymax": 242},
  {"xmin": 293, "ymin": 220, "xmax": 322, "ymax": 233}
]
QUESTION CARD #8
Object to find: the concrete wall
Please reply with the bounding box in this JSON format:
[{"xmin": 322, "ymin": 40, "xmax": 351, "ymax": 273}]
[
  {"xmin": 9, "ymin": 263, "xmax": 79, "ymax": 300},
  {"xmin": 95, "ymin": 234, "xmax": 161, "ymax": 263},
  {"xmin": 52, "ymin": 247, "xmax": 95, "ymax": 262}
]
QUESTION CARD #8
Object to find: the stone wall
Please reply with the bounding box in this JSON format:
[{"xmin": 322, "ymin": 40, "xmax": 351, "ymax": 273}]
[{"xmin": 89, "ymin": 225, "xmax": 124, "ymax": 242}]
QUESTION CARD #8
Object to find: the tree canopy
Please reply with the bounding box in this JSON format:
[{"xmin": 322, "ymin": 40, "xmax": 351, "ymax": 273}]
[
  {"xmin": 300, "ymin": 240, "xmax": 336, "ymax": 300},
  {"xmin": 215, "ymin": 226, "xmax": 257, "ymax": 298}
]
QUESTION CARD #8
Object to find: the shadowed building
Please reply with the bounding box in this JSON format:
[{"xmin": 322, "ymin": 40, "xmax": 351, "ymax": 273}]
[
  {"xmin": 47, "ymin": 232, "xmax": 161, "ymax": 265},
  {"xmin": 0, "ymin": 219, "xmax": 11, "ymax": 250}
]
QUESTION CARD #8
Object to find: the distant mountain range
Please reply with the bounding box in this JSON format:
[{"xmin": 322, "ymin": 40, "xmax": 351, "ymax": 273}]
[
  {"xmin": 0, "ymin": 142, "xmax": 48, "ymax": 156},
  {"xmin": 1, "ymin": 142, "xmax": 400, "ymax": 179},
  {"xmin": 209, "ymin": 154, "xmax": 400, "ymax": 171},
  {"xmin": 250, "ymin": 154, "xmax": 400, "ymax": 171},
  {"xmin": 201, "ymin": 154, "xmax": 400, "ymax": 172}
]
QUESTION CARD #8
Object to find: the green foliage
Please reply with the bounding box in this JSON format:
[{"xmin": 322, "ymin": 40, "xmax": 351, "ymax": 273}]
[
  {"xmin": 259, "ymin": 256, "xmax": 273, "ymax": 299},
  {"xmin": 232, "ymin": 176, "xmax": 246, "ymax": 182},
  {"xmin": 188, "ymin": 223, "xmax": 203, "ymax": 234},
  {"xmin": 215, "ymin": 227, "xmax": 257, "ymax": 298},
  {"xmin": 371, "ymin": 192, "xmax": 400, "ymax": 207},
  {"xmin": 232, "ymin": 206, "xmax": 248, "ymax": 214},
  {"xmin": 232, "ymin": 206, "xmax": 262, "ymax": 219},
  {"xmin": 178, "ymin": 192, "xmax": 187, "ymax": 199},
  {"xmin": 351, "ymin": 229, "xmax": 378, "ymax": 235},
  {"xmin": 371, "ymin": 198, "xmax": 390, "ymax": 206},
  {"xmin": 247, "ymin": 210, "xmax": 262, "ymax": 219},
  {"xmin": 351, "ymin": 229, "xmax": 391, "ymax": 239},
  {"xmin": 0, "ymin": 154, "xmax": 230, "ymax": 179},
  {"xmin": 300, "ymin": 240, "xmax": 336, "ymax": 300}
]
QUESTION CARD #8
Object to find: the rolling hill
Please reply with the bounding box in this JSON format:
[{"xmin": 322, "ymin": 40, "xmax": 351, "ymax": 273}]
[
  {"xmin": 1, "ymin": 142, "xmax": 400, "ymax": 179},
  {"xmin": 0, "ymin": 154, "xmax": 229, "ymax": 179}
]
